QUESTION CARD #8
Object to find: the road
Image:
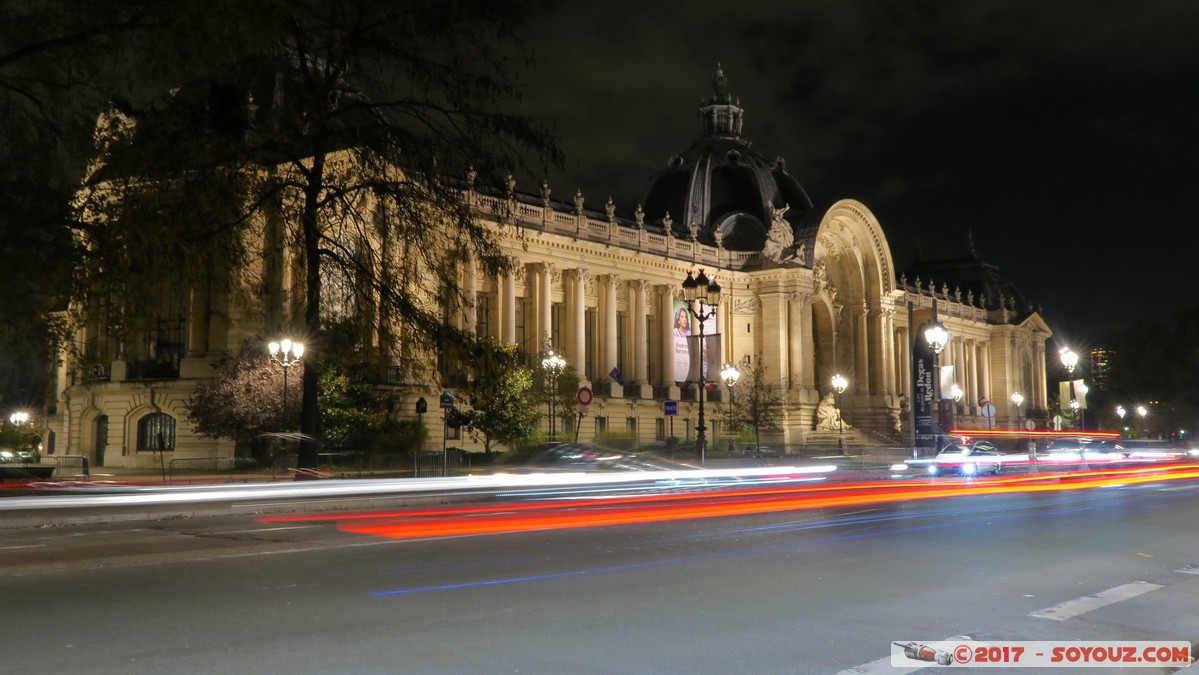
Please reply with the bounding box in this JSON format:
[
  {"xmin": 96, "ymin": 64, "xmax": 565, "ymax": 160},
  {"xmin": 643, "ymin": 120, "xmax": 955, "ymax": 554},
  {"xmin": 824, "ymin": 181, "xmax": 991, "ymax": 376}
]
[{"xmin": 4, "ymin": 464, "xmax": 1199, "ymax": 674}]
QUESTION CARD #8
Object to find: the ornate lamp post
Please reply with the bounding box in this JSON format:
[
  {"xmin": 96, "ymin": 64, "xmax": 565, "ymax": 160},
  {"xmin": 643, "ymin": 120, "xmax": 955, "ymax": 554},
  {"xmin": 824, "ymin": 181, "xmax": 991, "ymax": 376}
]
[
  {"xmin": 831, "ymin": 373, "xmax": 849, "ymax": 452},
  {"xmin": 268, "ymin": 339, "xmax": 304, "ymax": 430},
  {"xmin": 9, "ymin": 411, "xmax": 29, "ymax": 426},
  {"xmin": 541, "ymin": 351, "xmax": 567, "ymax": 441},
  {"xmin": 720, "ymin": 362, "xmax": 741, "ymax": 456},
  {"xmin": 1137, "ymin": 404, "xmax": 1148, "ymax": 437},
  {"xmin": 1116, "ymin": 404, "xmax": 1127, "ymax": 435},
  {"xmin": 682, "ymin": 269, "xmax": 722, "ymax": 465},
  {"xmin": 924, "ymin": 320, "xmax": 948, "ymax": 452}
]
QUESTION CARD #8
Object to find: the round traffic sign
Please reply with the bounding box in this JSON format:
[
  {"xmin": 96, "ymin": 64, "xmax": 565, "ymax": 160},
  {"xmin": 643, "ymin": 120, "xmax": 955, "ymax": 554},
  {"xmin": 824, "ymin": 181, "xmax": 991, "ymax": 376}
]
[
  {"xmin": 1026, "ymin": 420, "xmax": 1036, "ymax": 431},
  {"xmin": 980, "ymin": 403, "xmax": 996, "ymax": 418},
  {"xmin": 576, "ymin": 386, "xmax": 593, "ymax": 406}
]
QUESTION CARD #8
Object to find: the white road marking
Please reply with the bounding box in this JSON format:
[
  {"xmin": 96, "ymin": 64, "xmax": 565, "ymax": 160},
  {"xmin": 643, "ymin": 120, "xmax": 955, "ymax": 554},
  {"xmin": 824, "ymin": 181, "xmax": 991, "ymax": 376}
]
[
  {"xmin": 1030, "ymin": 581, "xmax": 1163, "ymax": 620},
  {"xmin": 205, "ymin": 525, "xmax": 321, "ymax": 535},
  {"xmin": 1177, "ymin": 564, "xmax": 1199, "ymax": 575},
  {"xmin": 0, "ymin": 544, "xmax": 46, "ymax": 551}
]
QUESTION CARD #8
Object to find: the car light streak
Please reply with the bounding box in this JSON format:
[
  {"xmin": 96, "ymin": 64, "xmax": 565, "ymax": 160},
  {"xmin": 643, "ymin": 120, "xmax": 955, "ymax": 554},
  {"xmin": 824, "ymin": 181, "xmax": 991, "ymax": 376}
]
[{"xmin": 263, "ymin": 463, "xmax": 1199, "ymax": 540}]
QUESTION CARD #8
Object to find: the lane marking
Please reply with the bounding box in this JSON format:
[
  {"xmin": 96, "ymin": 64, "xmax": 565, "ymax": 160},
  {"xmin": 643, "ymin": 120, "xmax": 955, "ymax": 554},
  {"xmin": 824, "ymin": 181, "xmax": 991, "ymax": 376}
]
[
  {"xmin": 1177, "ymin": 564, "xmax": 1199, "ymax": 575},
  {"xmin": 0, "ymin": 544, "xmax": 47, "ymax": 551},
  {"xmin": 206, "ymin": 525, "xmax": 321, "ymax": 535},
  {"xmin": 1030, "ymin": 581, "xmax": 1163, "ymax": 620}
]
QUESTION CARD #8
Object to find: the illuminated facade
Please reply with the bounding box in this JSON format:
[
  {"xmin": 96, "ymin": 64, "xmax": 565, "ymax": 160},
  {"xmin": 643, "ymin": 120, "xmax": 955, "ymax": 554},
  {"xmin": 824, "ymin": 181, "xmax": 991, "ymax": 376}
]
[{"xmin": 47, "ymin": 67, "xmax": 1052, "ymax": 466}]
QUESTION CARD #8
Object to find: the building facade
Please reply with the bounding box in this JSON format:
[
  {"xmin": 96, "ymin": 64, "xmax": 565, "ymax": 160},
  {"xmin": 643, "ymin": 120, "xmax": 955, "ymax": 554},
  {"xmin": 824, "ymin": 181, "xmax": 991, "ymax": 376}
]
[{"xmin": 47, "ymin": 67, "xmax": 1052, "ymax": 467}]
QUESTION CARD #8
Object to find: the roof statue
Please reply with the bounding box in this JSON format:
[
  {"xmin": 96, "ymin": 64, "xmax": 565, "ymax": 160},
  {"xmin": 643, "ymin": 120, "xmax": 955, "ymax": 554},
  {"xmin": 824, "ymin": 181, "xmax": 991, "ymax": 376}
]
[{"xmin": 763, "ymin": 203, "xmax": 802, "ymax": 264}]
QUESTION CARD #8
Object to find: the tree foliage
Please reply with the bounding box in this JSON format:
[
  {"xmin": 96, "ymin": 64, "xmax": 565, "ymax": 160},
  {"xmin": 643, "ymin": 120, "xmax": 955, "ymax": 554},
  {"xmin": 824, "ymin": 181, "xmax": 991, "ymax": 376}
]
[
  {"xmin": 450, "ymin": 338, "xmax": 540, "ymax": 454},
  {"xmin": 723, "ymin": 355, "xmax": 786, "ymax": 450},
  {"xmin": 186, "ymin": 341, "xmax": 303, "ymax": 444},
  {"xmin": 7, "ymin": 1, "xmax": 562, "ymax": 464}
]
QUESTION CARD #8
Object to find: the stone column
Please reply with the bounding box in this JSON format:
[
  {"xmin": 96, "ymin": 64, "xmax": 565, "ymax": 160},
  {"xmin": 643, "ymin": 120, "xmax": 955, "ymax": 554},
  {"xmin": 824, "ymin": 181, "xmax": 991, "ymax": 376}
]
[
  {"xmin": 657, "ymin": 285, "xmax": 680, "ymax": 400},
  {"xmin": 788, "ymin": 294, "xmax": 803, "ymax": 390},
  {"xmin": 980, "ymin": 341, "xmax": 992, "ymax": 402},
  {"xmin": 464, "ymin": 253, "xmax": 477, "ymax": 335},
  {"xmin": 897, "ymin": 326, "xmax": 910, "ymax": 396},
  {"xmin": 600, "ymin": 274, "xmax": 622, "ymax": 397},
  {"xmin": 501, "ymin": 261, "xmax": 516, "ymax": 345},
  {"xmin": 567, "ymin": 269, "xmax": 590, "ymax": 386},
  {"xmin": 538, "ymin": 263, "xmax": 554, "ymax": 349},
  {"xmin": 632, "ymin": 280, "xmax": 652, "ymax": 398},
  {"xmin": 855, "ymin": 305, "xmax": 870, "ymax": 394},
  {"xmin": 798, "ymin": 296, "xmax": 815, "ymax": 391},
  {"xmin": 963, "ymin": 340, "xmax": 973, "ymax": 410},
  {"xmin": 880, "ymin": 308, "xmax": 895, "ymax": 396}
]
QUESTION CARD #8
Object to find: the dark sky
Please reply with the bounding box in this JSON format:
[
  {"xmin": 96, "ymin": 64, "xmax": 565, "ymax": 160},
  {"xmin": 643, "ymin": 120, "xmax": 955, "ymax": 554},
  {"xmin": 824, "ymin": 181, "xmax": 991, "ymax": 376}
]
[{"xmin": 511, "ymin": 0, "xmax": 1199, "ymax": 350}]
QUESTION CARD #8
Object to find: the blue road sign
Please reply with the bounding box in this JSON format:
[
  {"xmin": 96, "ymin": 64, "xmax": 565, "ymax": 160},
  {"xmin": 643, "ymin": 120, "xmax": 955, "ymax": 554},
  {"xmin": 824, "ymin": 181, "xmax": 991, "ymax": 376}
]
[
  {"xmin": 663, "ymin": 400, "xmax": 678, "ymax": 417},
  {"xmin": 439, "ymin": 391, "xmax": 454, "ymax": 409}
]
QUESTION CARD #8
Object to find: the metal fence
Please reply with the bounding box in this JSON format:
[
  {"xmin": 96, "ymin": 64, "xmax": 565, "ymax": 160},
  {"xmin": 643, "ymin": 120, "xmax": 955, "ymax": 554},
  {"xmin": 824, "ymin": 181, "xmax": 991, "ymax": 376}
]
[
  {"xmin": 45, "ymin": 455, "xmax": 91, "ymax": 479},
  {"xmin": 167, "ymin": 457, "xmax": 264, "ymax": 484}
]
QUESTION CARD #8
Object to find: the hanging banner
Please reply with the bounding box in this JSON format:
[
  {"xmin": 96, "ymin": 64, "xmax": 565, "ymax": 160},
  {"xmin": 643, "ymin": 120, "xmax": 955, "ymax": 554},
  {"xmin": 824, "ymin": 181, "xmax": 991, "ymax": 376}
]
[
  {"xmin": 912, "ymin": 322, "xmax": 937, "ymax": 452},
  {"xmin": 1075, "ymin": 379, "xmax": 1088, "ymax": 409},
  {"xmin": 672, "ymin": 300, "xmax": 691, "ymax": 382}
]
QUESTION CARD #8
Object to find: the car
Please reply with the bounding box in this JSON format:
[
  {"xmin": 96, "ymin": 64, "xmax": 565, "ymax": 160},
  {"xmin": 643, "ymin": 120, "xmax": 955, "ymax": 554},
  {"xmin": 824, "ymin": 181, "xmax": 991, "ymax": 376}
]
[
  {"xmin": 0, "ymin": 450, "xmax": 16, "ymax": 463},
  {"xmin": 928, "ymin": 441, "xmax": 1004, "ymax": 476}
]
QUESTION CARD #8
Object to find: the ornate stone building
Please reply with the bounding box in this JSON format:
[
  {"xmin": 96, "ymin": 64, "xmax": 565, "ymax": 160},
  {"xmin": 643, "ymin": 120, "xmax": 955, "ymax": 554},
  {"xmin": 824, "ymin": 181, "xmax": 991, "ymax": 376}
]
[{"xmin": 46, "ymin": 66, "xmax": 1051, "ymax": 466}]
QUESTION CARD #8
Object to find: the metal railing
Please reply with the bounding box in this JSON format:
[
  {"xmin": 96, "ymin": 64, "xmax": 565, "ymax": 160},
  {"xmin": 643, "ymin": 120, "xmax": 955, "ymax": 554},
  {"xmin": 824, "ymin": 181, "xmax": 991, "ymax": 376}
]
[{"xmin": 167, "ymin": 457, "xmax": 262, "ymax": 483}]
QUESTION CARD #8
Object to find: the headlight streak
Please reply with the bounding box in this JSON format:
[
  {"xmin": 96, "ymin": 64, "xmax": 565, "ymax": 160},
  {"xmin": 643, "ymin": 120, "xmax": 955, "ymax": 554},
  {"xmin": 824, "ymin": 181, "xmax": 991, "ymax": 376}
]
[{"xmin": 262, "ymin": 463, "xmax": 1199, "ymax": 541}]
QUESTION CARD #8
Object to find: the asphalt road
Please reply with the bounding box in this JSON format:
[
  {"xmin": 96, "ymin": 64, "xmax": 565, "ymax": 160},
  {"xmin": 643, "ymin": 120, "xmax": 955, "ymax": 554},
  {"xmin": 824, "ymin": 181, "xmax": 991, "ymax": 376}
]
[{"xmin": 4, "ymin": 470, "xmax": 1199, "ymax": 674}]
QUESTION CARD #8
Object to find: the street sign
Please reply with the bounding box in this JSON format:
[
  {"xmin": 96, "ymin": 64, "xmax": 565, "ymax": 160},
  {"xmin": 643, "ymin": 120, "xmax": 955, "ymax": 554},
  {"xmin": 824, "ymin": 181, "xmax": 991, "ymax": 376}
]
[
  {"xmin": 576, "ymin": 386, "xmax": 593, "ymax": 406},
  {"xmin": 663, "ymin": 400, "xmax": 678, "ymax": 417},
  {"xmin": 439, "ymin": 391, "xmax": 454, "ymax": 409},
  {"xmin": 416, "ymin": 397, "xmax": 427, "ymax": 414},
  {"xmin": 1026, "ymin": 420, "xmax": 1036, "ymax": 431},
  {"xmin": 577, "ymin": 404, "xmax": 589, "ymax": 416},
  {"xmin": 980, "ymin": 403, "xmax": 996, "ymax": 418}
]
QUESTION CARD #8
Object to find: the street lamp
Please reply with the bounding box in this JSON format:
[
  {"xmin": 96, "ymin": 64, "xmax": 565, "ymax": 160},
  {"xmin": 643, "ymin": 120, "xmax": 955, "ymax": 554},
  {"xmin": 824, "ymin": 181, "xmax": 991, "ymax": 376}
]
[
  {"xmin": 1011, "ymin": 391, "xmax": 1024, "ymax": 429},
  {"xmin": 682, "ymin": 269, "xmax": 722, "ymax": 465},
  {"xmin": 1137, "ymin": 404, "xmax": 1148, "ymax": 437},
  {"xmin": 267, "ymin": 338, "xmax": 304, "ymax": 430},
  {"xmin": 831, "ymin": 373, "xmax": 849, "ymax": 452},
  {"xmin": 720, "ymin": 362, "xmax": 741, "ymax": 456},
  {"xmin": 924, "ymin": 320, "xmax": 948, "ymax": 452},
  {"xmin": 541, "ymin": 351, "xmax": 567, "ymax": 441},
  {"xmin": 1060, "ymin": 347, "xmax": 1078, "ymax": 375},
  {"xmin": 9, "ymin": 411, "xmax": 29, "ymax": 426}
]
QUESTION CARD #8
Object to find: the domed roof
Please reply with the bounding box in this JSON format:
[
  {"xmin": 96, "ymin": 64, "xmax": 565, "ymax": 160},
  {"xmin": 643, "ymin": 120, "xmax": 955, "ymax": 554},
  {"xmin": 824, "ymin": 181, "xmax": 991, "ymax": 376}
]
[
  {"xmin": 641, "ymin": 65, "xmax": 814, "ymax": 253},
  {"xmin": 904, "ymin": 235, "xmax": 1036, "ymax": 321}
]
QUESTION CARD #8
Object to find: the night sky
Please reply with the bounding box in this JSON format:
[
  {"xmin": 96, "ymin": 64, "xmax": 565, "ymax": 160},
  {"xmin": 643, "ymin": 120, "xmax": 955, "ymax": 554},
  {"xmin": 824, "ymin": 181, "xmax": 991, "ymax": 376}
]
[{"xmin": 511, "ymin": 0, "xmax": 1199, "ymax": 350}]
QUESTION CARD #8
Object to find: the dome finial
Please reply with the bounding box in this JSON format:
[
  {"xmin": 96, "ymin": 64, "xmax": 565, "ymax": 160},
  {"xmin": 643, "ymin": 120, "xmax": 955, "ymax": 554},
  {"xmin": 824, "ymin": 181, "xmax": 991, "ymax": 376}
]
[{"xmin": 699, "ymin": 64, "xmax": 743, "ymax": 138}]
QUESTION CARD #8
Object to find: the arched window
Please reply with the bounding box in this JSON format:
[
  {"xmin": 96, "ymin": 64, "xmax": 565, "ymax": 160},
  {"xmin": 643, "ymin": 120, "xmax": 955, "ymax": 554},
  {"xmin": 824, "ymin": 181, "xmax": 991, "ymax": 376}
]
[{"xmin": 138, "ymin": 412, "xmax": 176, "ymax": 451}]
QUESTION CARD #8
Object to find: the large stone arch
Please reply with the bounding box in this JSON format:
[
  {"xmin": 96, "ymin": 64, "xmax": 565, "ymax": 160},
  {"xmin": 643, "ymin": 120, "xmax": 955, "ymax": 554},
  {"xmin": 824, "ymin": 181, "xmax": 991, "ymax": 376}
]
[{"xmin": 810, "ymin": 199, "xmax": 898, "ymax": 422}]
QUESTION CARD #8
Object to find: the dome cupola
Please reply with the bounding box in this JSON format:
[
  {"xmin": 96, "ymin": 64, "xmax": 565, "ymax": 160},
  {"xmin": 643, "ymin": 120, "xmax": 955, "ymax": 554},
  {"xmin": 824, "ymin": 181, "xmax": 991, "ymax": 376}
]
[{"xmin": 641, "ymin": 65, "xmax": 813, "ymax": 258}]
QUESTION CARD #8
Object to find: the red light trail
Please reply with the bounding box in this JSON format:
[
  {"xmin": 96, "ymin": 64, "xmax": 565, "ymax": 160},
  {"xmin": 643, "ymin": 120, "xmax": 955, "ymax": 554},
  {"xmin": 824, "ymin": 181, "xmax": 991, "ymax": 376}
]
[{"xmin": 261, "ymin": 463, "xmax": 1199, "ymax": 540}]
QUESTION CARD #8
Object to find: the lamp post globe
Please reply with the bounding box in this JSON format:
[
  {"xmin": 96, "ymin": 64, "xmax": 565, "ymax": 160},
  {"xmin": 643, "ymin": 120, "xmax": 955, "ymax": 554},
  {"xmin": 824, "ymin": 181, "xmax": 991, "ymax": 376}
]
[
  {"xmin": 541, "ymin": 351, "xmax": 567, "ymax": 441},
  {"xmin": 831, "ymin": 374, "xmax": 849, "ymax": 451},
  {"xmin": 682, "ymin": 269, "xmax": 721, "ymax": 465},
  {"xmin": 1059, "ymin": 347, "xmax": 1078, "ymax": 375},
  {"xmin": 720, "ymin": 362, "xmax": 741, "ymax": 456}
]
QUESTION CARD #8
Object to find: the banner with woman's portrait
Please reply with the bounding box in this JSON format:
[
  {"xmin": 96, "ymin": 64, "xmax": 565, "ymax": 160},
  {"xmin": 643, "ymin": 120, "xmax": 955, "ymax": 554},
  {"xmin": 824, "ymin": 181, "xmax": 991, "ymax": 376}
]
[{"xmin": 673, "ymin": 300, "xmax": 719, "ymax": 384}]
